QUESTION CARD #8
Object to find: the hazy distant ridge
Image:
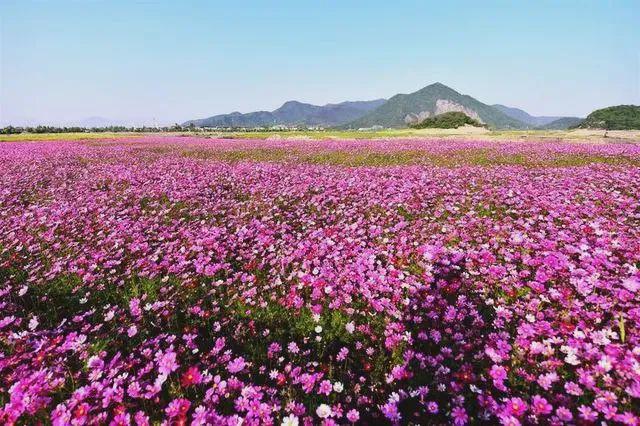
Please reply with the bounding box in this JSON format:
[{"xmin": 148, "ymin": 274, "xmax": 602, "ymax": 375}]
[
  {"xmin": 183, "ymin": 99, "xmax": 386, "ymax": 128},
  {"xmin": 492, "ymin": 105, "xmax": 563, "ymax": 127},
  {"xmin": 492, "ymin": 105, "xmax": 582, "ymax": 129}
]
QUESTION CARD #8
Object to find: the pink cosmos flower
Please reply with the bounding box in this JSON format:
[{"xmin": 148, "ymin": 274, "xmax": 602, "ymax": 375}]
[
  {"xmin": 227, "ymin": 357, "xmax": 246, "ymax": 374},
  {"xmin": 531, "ymin": 395, "xmax": 552, "ymax": 416},
  {"xmin": 498, "ymin": 415, "xmax": 521, "ymax": 426},
  {"xmin": 336, "ymin": 347, "xmax": 349, "ymax": 361},
  {"xmin": 318, "ymin": 380, "xmax": 332, "ymax": 395},
  {"xmin": 451, "ymin": 406, "xmax": 469, "ymax": 425},
  {"xmin": 72, "ymin": 403, "xmax": 90, "ymax": 423},
  {"xmin": 564, "ymin": 381, "xmax": 583, "ymax": 396},
  {"xmin": 165, "ymin": 398, "xmax": 191, "ymax": 418},
  {"xmin": 622, "ymin": 277, "xmax": 639, "ymax": 293},
  {"xmin": 490, "ymin": 365, "xmax": 508, "ymax": 391},
  {"xmin": 155, "ymin": 350, "xmax": 179, "ymax": 376},
  {"xmin": 134, "ymin": 411, "xmax": 150, "ymax": 426},
  {"xmin": 288, "ymin": 342, "xmax": 300, "ymax": 354},
  {"xmin": 381, "ymin": 402, "xmax": 400, "ymax": 422},
  {"xmin": 110, "ymin": 412, "xmax": 131, "ymax": 426},
  {"xmin": 555, "ymin": 406, "xmax": 573, "ymax": 422},
  {"xmin": 346, "ymin": 409, "xmax": 359, "ymax": 423},
  {"xmin": 181, "ymin": 366, "xmax": 202, "ymax": 387},
  {"xmin": 504, "ymin": 397, "xmax": 527, "ymax": 417},
  {"xmin": 537, "ymin": 372, "xmax": 558, "ymax": 390}
]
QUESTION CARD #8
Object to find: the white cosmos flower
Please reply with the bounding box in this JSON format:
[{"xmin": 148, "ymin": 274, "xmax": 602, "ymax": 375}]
[
  {"xmin": 28, "ymin": 317, "xmax": 39, "ymax": 331},
  {"xmin": 316, "ymin": 404, "xmax": 331, "ymax": 418},
  {"xmin": 281, "ymin": 414, "xmax": 299, "ymax": 426},
  {"xmin": 345, "ymin": 322, "xmax": 355, "ymax": 334},
  {"xmin": 599, "ymin": 356, "xmax": 613, "ymax": 372},
  {"xmin": 565, "ymin": 353, "xmax": 580, "ymax": 365}
]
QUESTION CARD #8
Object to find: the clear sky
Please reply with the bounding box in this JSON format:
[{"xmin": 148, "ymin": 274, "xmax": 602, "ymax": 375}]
[{"xmin": 1, "ymin": 0, "xmax": 639, "ymax": 126}]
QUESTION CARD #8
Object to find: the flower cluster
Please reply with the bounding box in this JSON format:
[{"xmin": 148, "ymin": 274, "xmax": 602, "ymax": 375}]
[{"xmin": 0, "ymin": 137, "xmax": 639, "ymax": 424}]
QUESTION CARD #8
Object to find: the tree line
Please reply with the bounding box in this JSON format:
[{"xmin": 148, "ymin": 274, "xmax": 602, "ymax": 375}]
[{"xmin": 0, "ymin": 124, "xmax": 194, "ymax": 135}]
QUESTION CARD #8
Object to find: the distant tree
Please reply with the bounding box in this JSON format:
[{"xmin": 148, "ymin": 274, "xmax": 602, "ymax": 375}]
[{"xmin": 409, "ymin": 112, "xmax": 486, "ymax": 129}]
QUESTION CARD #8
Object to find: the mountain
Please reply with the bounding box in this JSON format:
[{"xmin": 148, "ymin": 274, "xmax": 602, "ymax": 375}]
[
  {"xmin": 183, "ymin": 99, "xmax": 386, "ymax": 128},
  {"xmin": 577, "ymin": 105, "xmax": 640, "ymax": 130},
  {"xmin": 343, "ymin": 83, "xmax": 527, "ymax": 129},
  {"xmin": 492, "ymin": 105, "xmax": 562, "ymax": 127},
  {"xmin": 493, "ymin": 105, "xmax": 582, "ymax": 129},
  {"xmin": 536, "ymin": 117, "xmax": 584, "ymax": 130}
]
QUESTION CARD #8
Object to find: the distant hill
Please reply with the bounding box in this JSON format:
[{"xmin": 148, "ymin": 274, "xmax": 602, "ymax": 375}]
[
  {"xmin": 536, "ymin": 117, "xmax": 584, "ymax": 130},
  {"xmin": 344, "ymin": 83, "xmax": 527, "ymax": 129},
  {"xmin": 493, "ymin": 105, "xmax": 582, "ymax": 129},
  {"xmin": 492, "ymin": 105, "xmax": 562, "ymax": 127},
  {"xmin": 577, "ymin": 105, "xmax": 640, "ymax": 130},
  {"xmin": 409, "ymin": 111, "xmax": 484, "ymax": 129},
  {"xmin": 183, "ymin": 99, "xmax": 386, "ymax": 128}
]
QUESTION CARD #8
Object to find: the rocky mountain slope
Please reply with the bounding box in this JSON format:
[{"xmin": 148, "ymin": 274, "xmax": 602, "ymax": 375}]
[{"xmin": 343, "ymin": 83, "xmax": 527, "ymax": 129}]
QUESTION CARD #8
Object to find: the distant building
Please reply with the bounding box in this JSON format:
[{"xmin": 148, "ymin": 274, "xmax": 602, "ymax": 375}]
[{"xmin": 357, "ymin": 125, "xmax": 384, "ymax": 131}]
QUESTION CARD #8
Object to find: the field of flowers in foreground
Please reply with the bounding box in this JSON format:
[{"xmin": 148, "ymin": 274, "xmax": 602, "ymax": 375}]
[{"xmin": 1, "ymin": 137, "xmax": 640, "ymax": 425}]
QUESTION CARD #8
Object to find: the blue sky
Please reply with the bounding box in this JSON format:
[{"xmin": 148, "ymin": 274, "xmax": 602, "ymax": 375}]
[{"xmin": 1, "ymin": 0, "xmax": 639, "ymax": 126}]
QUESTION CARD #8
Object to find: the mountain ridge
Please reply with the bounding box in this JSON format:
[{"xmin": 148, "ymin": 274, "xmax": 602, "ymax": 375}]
[
  {"xmin": 183, "ymin": 99, "xmax": 386, "ymax": 128},
  {"xmin": 182, "ymin": 83, "xmax": 591, "ymax": 130},
  {"xmin": 536, "ymin": 116, "xmax": 584, "ymax": 130},
  {"xmin": 492, "ymin": 105, "xmax": 563, "ymax": 127},
  {"xmin": 492, "ymin": 105, "xmax": 582, "ymax": 129}
]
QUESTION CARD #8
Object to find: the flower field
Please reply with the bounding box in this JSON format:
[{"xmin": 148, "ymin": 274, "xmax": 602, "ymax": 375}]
[{"xmin": 1, "ymin": 136, "xmax": 640, "ymax": 425}]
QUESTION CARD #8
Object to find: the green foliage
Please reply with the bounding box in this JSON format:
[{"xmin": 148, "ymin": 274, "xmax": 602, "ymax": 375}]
[
  {"xmin": 577, "ymin": 105, "xmax": 640, "ymax": 130},
  {"xmin": 409, "ymin": 111, "xmax": 485, "ymax": 129},
  {"xmin": 20, "ymin": 274, "xmax": 84, "ymax": 328},
  {"xmin": 13, "ymin": 273, "xmax": 169, "ymax": 329}
]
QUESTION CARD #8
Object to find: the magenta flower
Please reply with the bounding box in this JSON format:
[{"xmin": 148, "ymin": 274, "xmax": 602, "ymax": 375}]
[
  {"xmin": 622, "ymin": 277, "xmax": 639, "ymax": 293},
  {"xmin": 227, "ymin": 357, "xmax": 246, "ymax": 374},
  {"xmin": 346, "ymin": 409, "xmax": 359, "ymax": 423},
  {"xmin": 555, "ymin": 406, "xmax": 573, "ymax": 422},
  {"xmin": 531, "ymin": 395, "xmax": 552, "ymax": 416},
  {"xmin": 155, "ymin": 349, "xmax": 179, "ymax": 376},
  {"xmin": 490, "ymin": 365, "xmax": 508, "ymax": 391},
  {"xmin": 451, "ymin": 406, "xmax": 469, "ymax": 425},
  {"xmin": 165, "ymin": 398, "xmax": 191, "ymax": 418},
  {"xmin": 504, "ymin": 397, "xmax": 527, "ymax": 417},
  {"xmin": 181, "ymin": 366, "xmax": 202, "ymax": 387},
  {"xmin": 317, "ymin": 380, "xmax": 332, "ymax": 395}
]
